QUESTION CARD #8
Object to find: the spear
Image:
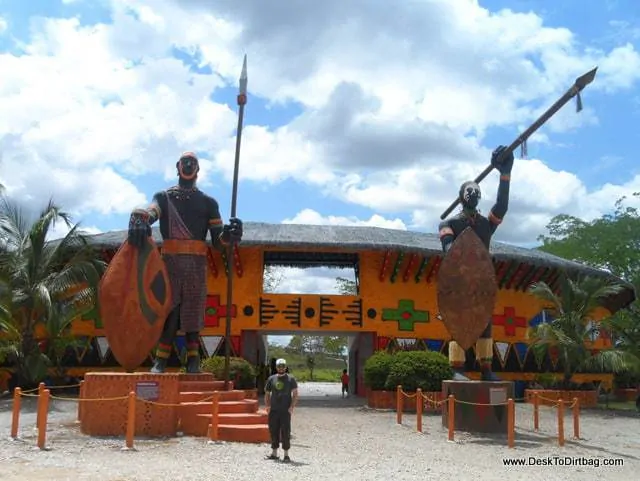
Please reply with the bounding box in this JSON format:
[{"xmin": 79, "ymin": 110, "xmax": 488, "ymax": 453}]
[
  {"xmin": 223, "ymin": 54, "xmax": 248, "ymax": 390},
  {"xmin": 439, "ymin": 66, "xmax": 598, "ymax": 220}
]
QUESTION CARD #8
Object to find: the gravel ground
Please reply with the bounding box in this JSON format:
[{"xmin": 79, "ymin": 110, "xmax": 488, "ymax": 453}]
[{"xmin": 0, "ymin": 382, "xmax": 639, "ymax": 481}]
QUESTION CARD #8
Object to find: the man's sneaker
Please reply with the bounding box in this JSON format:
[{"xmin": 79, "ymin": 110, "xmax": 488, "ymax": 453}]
[{"xmin": 283, "ymin": 455, "xmax": 291, "ymax": 463}]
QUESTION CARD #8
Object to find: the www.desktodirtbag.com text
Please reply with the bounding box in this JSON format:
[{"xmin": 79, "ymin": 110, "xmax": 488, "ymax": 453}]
[{"xmin": 503, "ymin": 456, "xmax": 624, "ymax": 468}]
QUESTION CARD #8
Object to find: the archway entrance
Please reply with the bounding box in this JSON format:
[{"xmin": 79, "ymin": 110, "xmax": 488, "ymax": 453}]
[{"xmin": 238, "ymin": 329, "xmax": 376, "ymax": 402}]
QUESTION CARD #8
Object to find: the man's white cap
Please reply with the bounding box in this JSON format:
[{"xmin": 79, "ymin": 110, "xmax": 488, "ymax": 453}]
[{"xmin": 276, "ymin": 358, "xmax": 287, "ymax": 365}]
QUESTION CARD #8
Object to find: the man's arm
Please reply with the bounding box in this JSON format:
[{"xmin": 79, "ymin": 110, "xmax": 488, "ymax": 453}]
[
  {"xmin": 290, "ymin": 377, "xmax": 298, "ymax": 411},
  {"xmin": 264, "ymin": 377, "xmax": 272, "ymax": 411}
]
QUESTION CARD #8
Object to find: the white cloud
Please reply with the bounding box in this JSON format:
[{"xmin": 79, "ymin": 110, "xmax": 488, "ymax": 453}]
[
  {"xmin": 47, "ymin": 221, "xmax": 102, "ymax": 242},
  {"xmin": 0, "ymin": 14, "xmax": 235, "ymax": 218},
  {"xmin": 1, "ymin": 0, "xmax": 639, "ymax": 250},
  {"xmin": 0, "ymin": 17, "xmax": 7, "ymax": 34},
  {"xmin": 282, "ymin": 208, "xmax": 407, "ymax": 230}
]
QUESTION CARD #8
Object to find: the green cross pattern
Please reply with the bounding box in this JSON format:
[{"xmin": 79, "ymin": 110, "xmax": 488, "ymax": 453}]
[{"xmin": 381, "ymin": 299, "xmax": 430, "ymax": 331}]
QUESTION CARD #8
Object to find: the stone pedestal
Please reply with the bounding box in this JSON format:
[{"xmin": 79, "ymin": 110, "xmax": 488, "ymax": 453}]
[
  {"xmin": 441, "ymin": 380, "xmax": 514, "ymax": 434},
  {"xmin": 79, "ymin": 372, "xmax": 213, "ymax": 437}
]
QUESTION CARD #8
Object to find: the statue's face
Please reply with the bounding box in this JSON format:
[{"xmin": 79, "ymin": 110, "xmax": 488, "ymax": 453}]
[
  {"xmin": 177, "ymin": 152, "xmax": 199, "ymax": 180},
  {"xmin": 459, "ymin": 181, "xmax": 481, "ymax": 209}
]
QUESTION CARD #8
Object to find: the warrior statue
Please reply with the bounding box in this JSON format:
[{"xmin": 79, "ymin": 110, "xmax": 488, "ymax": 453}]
[
  {"xmin": 127, "ymin": 152, "xmax": 243, "ymax": 373},
  {"xmin": 437, "ymin": 145, "xmax": 513, "ymax": 381}
]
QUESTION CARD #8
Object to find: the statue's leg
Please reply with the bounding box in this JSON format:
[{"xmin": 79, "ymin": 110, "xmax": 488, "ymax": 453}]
[
  {"xmin": 181, "ymin": 255, "xmax": 208, "ymax": 374},
  {"xmin": 476, "ymin": 321, "xmax": 499, "ymax": 381},
  {"xmin": 448, "ymin": 341, "xmax": 469, "ymax": 380},
  {"xmin": 185, "ymin": 331, "xmax": 201, "ymax": 373},
  {"xmin": 151, "ymin": 307, "xmax": 180, "ymax": 373}
]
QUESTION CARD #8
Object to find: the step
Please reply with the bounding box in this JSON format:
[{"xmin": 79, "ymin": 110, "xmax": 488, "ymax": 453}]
[
  {"xmin": 179, "ymin": 400, "xmax": 258, "ymax": 436},
  {"xmin": 179, "ymin": 390, "xmax": 246, "ymax": 403},
  {"xmin": 214, "ymin": 412, "xmax": 269, "ymax": 425},
  {"xmin": 181, "ymin": 412, "xmax": 268, "ymax": 437},
  {"xmin": 180, "ymin": 399, "xmax": 258, "ymax": 415},
  {"xmin": 178, "ymin": 373, "xmax": 215, "ymax": 382},
  {"xmin": 216, "ymin": 424, "xmax": 271, "ymax": 444},
  {"xmin": 178, "ymin": 380, "xmax": 234, "ymax": 392}
]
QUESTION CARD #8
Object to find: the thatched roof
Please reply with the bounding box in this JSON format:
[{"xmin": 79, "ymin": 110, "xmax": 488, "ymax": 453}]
[{"xmin": 85, "ymin": 222, "xmax": 636, "ymax": 310}]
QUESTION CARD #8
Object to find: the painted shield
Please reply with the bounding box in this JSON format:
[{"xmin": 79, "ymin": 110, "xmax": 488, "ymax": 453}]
[
  {"xmin": 436, "ymin": 227, "xmax": 497, "ymax": 350},
  {"xmin": 98, "ymin": 237, "xmax": 172, "ymax": 370}
]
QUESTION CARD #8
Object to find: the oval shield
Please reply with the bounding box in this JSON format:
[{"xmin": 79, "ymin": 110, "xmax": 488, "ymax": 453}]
[
  {"xmin": 436, "ymin": 227, "xmax": 498, "ymax": 350},
  {"xmin": 98, "ymin": 237, "xmax": 173, "ymax": 370}
]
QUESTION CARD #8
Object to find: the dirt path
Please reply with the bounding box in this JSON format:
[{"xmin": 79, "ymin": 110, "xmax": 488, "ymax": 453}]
[{"xmin": 1, "ymin": 385, "xmax": 639, "ymax": 480}]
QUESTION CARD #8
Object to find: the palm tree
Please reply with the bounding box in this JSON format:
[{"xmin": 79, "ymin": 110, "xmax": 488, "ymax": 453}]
[
  {"xmin": 0, "ymin": 196, "xmax": 106, "ymax": 387},
  {"xmin": 527, "ymin": 272, "xmax": 634, "ymax": 389}
]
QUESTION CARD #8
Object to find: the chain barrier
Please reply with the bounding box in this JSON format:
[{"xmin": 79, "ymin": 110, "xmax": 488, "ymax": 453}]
[
  {"xmin": 394, "ymin": 385, "xmax": 581, "ymax": 448},
  {"xmin": 9, "ymin": 381, "xmax": 226, "ymax": 450}
]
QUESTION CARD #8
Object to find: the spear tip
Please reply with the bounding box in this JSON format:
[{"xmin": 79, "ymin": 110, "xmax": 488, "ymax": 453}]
[
  {"xmin": 241, "ymin": 54, "xmax": 247, "ymax": 79},
  {"xmin": 575, "ymin": 66, "xmax": 597, "ymax": 90},
  {"xmin": 239, "ymin": 54, "xmax": 248, "ymax": 95}
]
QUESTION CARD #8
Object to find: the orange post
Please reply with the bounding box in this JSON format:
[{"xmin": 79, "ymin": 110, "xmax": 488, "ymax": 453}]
[
  {"xmin": 533, "ymin": 392, "xmax": 539, "ymax": 431},
  {"xmin": 416, "ymin": 388, "xmax": 423, "ymax": 433},
  {"xmin": 209, "ymin": 391, "xmax": 220, "ymax": 441},
  {"xmin": 77, "ymin": 380, "xmax": 85, "ymax": 423},
  {"xmin": 447, "ymin": 394, "xmax": 454, "ymax": 441},
  {"xmin": 396, "ymin": 385, "xmax": 403, "ymax": 425},
  {"xmin": 10, "ymin": 387, "xmax": 22, "ymax": 439},
  {"xmin": 557, "ymin": 399, "xmax": 564, "ymax": 447},
  {"xmin": 36, "ymin": 389, "xmax": 50, "ymax": 450},
  {"xmin": 35, "ymin": 382, "xmax": 44, "ymax": 427},
  {"xmin": 507, "ymin": 398, "xmax": 514, "ymax": 448},
  {"xmin": 572, "ymin": 397, "xmax": 580, "ymax": 439},
  {"xmin": 125, "ymin": 391, "xmax": 136, "ymax": 449}
]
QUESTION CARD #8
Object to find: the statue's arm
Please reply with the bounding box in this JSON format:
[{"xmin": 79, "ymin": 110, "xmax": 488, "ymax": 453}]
[
  {"xmin": 488, "ymin": 145, "xmax": 513, "ymax": 233},
  {"xmin": 206, "ymin": 197, "xmax": 226, "ymax": 251},
  {"xmin": 438, "ymin": 220, "xmax": 455, "ymax": 253},
  {"xmin": 131, "ymin": 191, "xmax": 163, "ymax": 226},
  {"xmin": 488, "ymin": 174, "xmax": 510, "ymax": 233}
]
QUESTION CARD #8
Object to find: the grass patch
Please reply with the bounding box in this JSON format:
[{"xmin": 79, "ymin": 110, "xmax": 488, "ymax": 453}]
[
  {"xmin": 292, "ymin": 368, "xmax": 342, "ymax": 383},
  {"xmin": 266, "ymin": 346, "xmax": 347, "ymax": 383},
  {"xmin": 594, "ymin": 400, "xmax": 638, "ymax": 412}
]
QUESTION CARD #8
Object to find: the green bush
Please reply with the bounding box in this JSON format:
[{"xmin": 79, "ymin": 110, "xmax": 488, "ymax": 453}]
[
  {"xmin": 364, "ymin": 350, "xmax": 453, "ymax": 392},
  {"xmin": 614, "ymin": 370, "xmax": 640, "ymax": 389},
  {"xmin": 363, "ymin": 351, "xmax": 394, "ymax": 390},
  {"xmin": 200, "ymin": 356, "xmax": 256, "ymax": 389}
]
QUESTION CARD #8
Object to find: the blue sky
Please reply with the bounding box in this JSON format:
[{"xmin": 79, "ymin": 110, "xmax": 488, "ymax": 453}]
[
  {"xmin": 1, "ymin": 0, "xmax": 640, "ymax": 269},
  {"xmin": 2, "ymin": 0, "xmax": 639, "ymax": 348}
]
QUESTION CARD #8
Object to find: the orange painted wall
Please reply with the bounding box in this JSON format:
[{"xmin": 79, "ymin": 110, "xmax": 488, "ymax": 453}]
[{"xmin": 71, "ymin": 245, "xmax": 613, "ymax": 350}]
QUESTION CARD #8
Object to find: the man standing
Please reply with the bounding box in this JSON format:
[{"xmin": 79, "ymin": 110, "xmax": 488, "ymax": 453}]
[
  {"xmin": 264, "ymin": 358, "xmax": 298, "ymax": 462},
  {"xmin": 127, "ymin": 151, "xmax": 243, "ymax": 374}
]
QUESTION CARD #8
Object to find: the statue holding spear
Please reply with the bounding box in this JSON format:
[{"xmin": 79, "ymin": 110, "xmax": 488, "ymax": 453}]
[
  {"xmin": 108, "ymin": 58, "xmax": 248, "ymax": 375},
  {"xmin": 436, "ymin": 67, "xmax": 598, "ymax": 381}
]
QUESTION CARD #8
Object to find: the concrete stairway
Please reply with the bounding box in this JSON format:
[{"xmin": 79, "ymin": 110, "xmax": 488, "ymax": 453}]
[{"xmin": 177, "ymin": 377, "xmax": 269, "ymax": 443}]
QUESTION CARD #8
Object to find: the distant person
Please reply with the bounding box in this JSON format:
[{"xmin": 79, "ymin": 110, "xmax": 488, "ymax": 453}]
[
  {"xmin": 264, "ymin": 358, "xmax": 298, "ymax": 463},
  {"xmin": 269, "ymin": 357, "xmax": 277, "ymax": 375},
  {"xmin": 341, "ymin": 369, "xmax": 349, "ymax": 398}
]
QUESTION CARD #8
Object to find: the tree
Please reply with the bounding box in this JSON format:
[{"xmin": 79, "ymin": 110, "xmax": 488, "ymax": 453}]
[
  {"xmin": 306, "ymin": 355, "xmax": 315, "ymax": 381},
  {"xmin": 286, "ymin": 335, "xmax": 305, "ymax": 355},
  {"xmin": 263, "ymin": 265, "xmax": 285, "ymax": 292},
  {"xmin": 335, "ymin": 276, "xmax": 357, "ymax": 295},
  {"xmin": 537, "ymin": 193, "xmax": 640, "ymax": 284},
  {"xmin": 0, "ymin": 197, "xmax": 106, "ymax": 386},
  {"xmin": 527, "ymin": 273, "xmax": 634, "ymax": 389},
  {"xmin": 536, "ymin": 193, "xmax": 640, "ymax": 379}
]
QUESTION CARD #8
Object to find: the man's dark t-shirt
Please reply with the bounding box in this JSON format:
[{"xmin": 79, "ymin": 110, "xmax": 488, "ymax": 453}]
[{"xmin": 265, "ymin": 373, "xmax": 298, "ymax": 411}]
